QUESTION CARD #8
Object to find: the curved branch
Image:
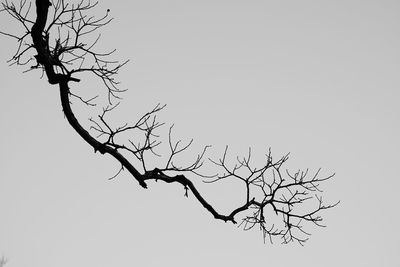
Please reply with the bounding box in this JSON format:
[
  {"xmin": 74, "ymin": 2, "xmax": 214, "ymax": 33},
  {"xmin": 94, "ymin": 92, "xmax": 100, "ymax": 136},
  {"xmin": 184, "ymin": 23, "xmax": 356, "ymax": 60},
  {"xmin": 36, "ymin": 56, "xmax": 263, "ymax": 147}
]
[
  {"xmin": 1, "ymin": 0, "xmax": 339, "ymax": 245},
  {"xmin": 58, "ymin": 80, "xmax": 147, "ymax": 188}
]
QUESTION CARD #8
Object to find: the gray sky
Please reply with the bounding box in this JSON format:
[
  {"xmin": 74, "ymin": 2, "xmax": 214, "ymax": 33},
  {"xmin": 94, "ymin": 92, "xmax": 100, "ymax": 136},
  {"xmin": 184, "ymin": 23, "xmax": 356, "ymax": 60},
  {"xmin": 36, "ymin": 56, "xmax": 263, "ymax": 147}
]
[{"xmin": 1, "ymin": 0, "xmax": 399, "ymax": 266}]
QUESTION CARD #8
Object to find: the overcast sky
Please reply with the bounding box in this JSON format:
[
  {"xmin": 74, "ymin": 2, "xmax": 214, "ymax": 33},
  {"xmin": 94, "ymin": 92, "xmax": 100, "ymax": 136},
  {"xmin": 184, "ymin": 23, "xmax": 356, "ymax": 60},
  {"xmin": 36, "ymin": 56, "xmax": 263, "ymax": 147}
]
[{"xmin": 1, "ymin": 0, "xmax": 399, "ymax": 266}]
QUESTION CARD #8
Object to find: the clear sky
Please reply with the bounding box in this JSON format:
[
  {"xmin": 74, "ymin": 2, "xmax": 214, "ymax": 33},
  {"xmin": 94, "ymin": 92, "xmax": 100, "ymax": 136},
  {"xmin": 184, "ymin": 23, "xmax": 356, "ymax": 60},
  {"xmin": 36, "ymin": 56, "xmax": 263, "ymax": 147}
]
[{"xmin": 0, "ymin": 0, "xmax": 399, "ymax": 266}]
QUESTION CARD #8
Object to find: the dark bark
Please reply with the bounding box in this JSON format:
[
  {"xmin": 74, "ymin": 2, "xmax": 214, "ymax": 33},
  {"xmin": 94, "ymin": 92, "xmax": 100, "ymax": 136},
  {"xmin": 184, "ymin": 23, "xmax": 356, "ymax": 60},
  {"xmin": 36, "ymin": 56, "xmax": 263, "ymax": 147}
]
[
  {"xmin": 30, "ymin": 1, "xmax": 147, "ymax": 187},
  {"xmin": 31, "ymin": 0, "xmax": 62, "ymax": 84},
  {"xmin": 30, "ymin": 0, "xmax": 231, "ymax": 219},
  {"xmin": 0, "ymin": 0, "xmax": 338, "ymax": 244},
  {"xmin": 58, "ymin": 80, "xmax": 148, "ymax": 188}
]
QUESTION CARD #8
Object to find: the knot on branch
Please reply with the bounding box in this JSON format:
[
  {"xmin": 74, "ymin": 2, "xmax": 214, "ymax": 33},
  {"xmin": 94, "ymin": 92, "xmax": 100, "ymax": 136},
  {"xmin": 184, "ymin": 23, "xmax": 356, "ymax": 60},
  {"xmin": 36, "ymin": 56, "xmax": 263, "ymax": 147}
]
[
  {"xmin": 144, "ymin": 168, "xmax": 162, "ymax": 180},
  {"xmin": 94, "ymin": 143, "xmax": 108, "ymax": 154}
]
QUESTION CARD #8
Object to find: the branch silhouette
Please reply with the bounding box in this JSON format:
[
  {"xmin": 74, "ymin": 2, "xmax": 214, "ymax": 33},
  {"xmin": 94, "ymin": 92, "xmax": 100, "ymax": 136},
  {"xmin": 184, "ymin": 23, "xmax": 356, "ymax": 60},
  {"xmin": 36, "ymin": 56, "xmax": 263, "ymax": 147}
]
[{"xmin": 1, "ymin": 0, "xmax": 339, "ymax": 245}]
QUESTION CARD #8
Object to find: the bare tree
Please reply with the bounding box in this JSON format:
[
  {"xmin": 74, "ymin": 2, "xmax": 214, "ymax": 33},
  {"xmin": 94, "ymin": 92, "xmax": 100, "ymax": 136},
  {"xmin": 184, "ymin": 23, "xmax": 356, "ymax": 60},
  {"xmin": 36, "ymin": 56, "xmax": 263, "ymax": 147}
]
[{"xmin": 0, "ymin": 0, "xmax": 339, "ymax": 245}]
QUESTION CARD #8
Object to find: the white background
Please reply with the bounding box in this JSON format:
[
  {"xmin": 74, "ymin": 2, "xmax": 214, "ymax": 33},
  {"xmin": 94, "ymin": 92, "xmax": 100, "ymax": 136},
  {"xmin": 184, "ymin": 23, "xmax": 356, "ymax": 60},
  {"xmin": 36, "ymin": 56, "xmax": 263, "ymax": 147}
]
[{"xmin": 1, "ymin": 0, "xmax": 399, "ymax": 266}]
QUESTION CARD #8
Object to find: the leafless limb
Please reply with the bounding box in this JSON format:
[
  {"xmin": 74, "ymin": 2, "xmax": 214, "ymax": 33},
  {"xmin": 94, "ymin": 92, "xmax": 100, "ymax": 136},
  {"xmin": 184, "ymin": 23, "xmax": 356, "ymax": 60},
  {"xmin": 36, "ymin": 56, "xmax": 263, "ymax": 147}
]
[{"xmin": 1, "ymin": 0, "xmax": 338, "ymax": 245}]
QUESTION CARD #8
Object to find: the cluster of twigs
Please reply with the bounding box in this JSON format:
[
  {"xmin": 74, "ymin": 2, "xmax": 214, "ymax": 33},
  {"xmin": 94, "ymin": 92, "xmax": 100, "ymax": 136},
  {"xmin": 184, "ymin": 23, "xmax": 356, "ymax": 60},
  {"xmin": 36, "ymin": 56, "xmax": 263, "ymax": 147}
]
[
  {"xmin": 1, "ymin": 0, "xmax": 126, "ymax": 101},
  {"xmin": 0, "ymin": 0, "xmax": 338, "ymax": 245}
]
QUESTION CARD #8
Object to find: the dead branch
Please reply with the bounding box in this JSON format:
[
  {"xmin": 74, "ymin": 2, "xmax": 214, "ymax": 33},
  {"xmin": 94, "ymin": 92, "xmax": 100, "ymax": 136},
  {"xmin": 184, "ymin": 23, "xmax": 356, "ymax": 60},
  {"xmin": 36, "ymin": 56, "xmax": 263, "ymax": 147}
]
[{"xmin": 1, "ymin": 0, "xmax": 338, "ymax": 245}]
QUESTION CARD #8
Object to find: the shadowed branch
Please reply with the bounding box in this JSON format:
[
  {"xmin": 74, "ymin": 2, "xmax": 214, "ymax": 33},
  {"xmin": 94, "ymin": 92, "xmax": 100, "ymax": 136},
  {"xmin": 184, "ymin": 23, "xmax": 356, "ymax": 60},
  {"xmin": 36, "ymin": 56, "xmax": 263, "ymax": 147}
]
[{"xmin": 1, "ymin": 0, "xmax": 338, "ymax": 245}]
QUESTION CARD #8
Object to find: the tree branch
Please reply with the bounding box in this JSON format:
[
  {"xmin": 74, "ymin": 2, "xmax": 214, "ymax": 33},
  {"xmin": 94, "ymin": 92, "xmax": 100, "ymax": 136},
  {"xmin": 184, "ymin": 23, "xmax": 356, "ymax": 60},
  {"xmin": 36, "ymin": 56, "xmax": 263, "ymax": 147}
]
[{"xmin": 1, "ymin": 0, "xmax": 339, "ymax": 245}]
